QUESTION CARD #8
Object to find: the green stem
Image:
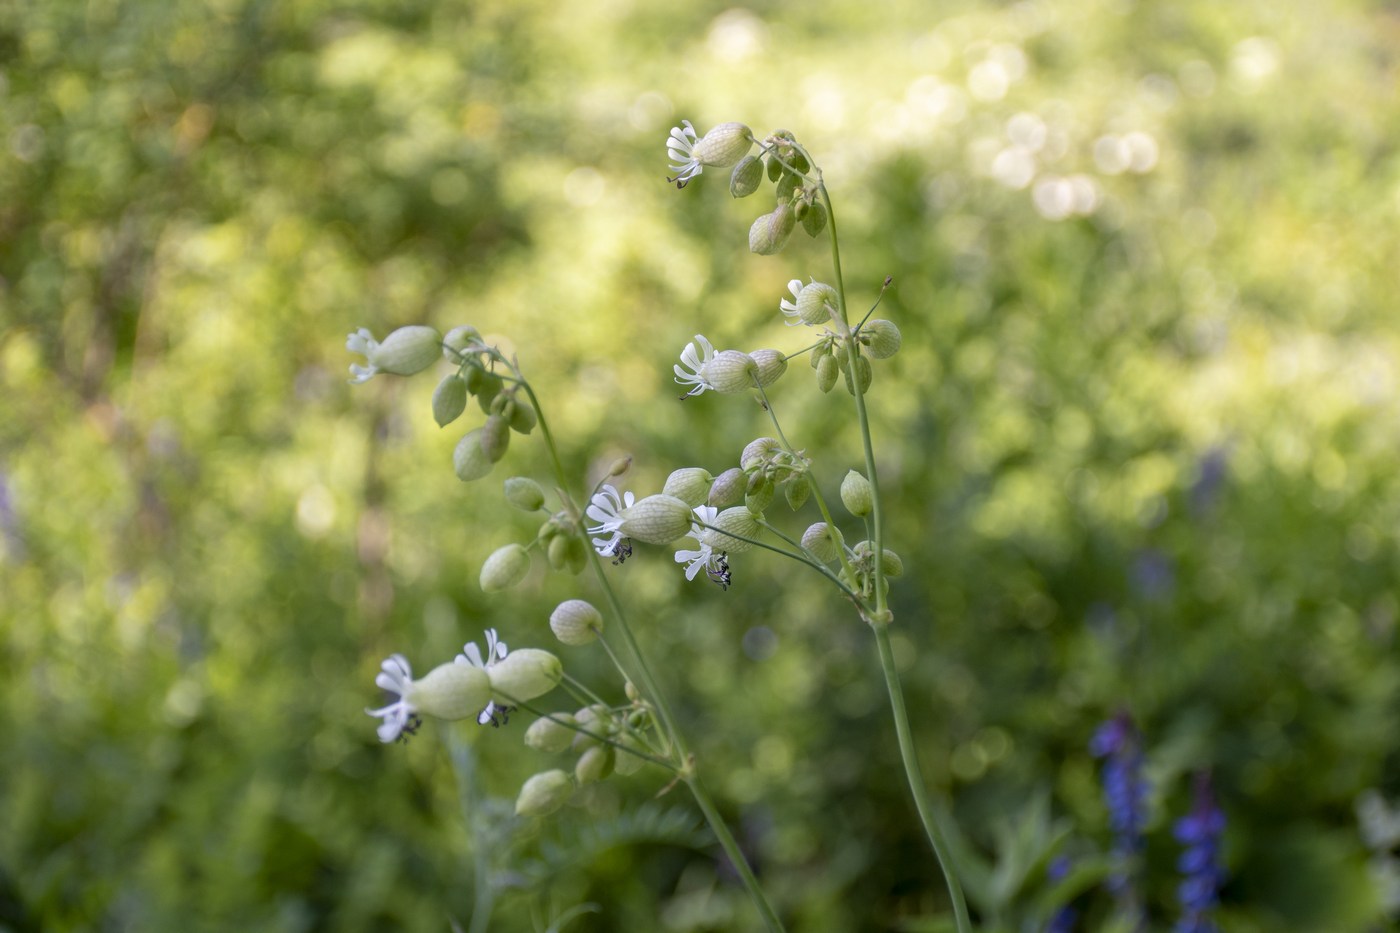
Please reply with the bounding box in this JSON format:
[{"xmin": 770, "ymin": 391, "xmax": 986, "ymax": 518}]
[
  {"xmin": 447, "ymin": 729, "xmax": 494, "ymax": 933},
  {"xmin": 685, "ymin": 774, "xmax": 786, "ymax": 933},
  {"xmin": 873, "ymin": 624, "xmax": 971, "ymax": 931}
]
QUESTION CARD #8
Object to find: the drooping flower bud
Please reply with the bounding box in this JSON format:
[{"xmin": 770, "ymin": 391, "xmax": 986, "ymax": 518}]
[
  {"xmin": 369, "ymin": 325, "xmax": 442, "ymax": 376},
  {"xmin": 550, "ymin": 599, "xmax": 604, "ymax": 646},
  {"xmin": 841, "ymin": 470, "xmax": 873, "ymax": 517},
  {"xmin": 749, "ymin": 202, "xmax": 796, "ymax": 255},
  {"xmin": 508, "ymin": 398, "xmax": 537, "ymax": 434},
  {"xmin": 708, "ymin": 467, "xmax": 745, "ymax": 508},
  {"xmin": 612, "ymin": 734, "xmax": 647, "ymax": 776},
  {"xmin": 853, "ymin": 540, "xmax": 904, "ymax": 577},
  {"xmin": 745, "ymin": 472, "xmax": 775, "ymax": 513},
  {"xmin": 516, "ymin": 769, "xmax": 573, "ymax": 817},
  {"xmin": 801, "ymin": 522, "xmax": 844, "ymax": 562},
  {"xmin": 619, "ymin": 494, "xmax": 692, "ymax": 545},
  {"xmin": 504, "ymin": 476, "xmax": 546, "ymax": 511},
  {"xmin": 730, "ymin": 154, "xmax": 764, "ymax": 198},
  {"xmin": 700, "ymin": 506, "xmax": 762, "ymax": 552},
  {"xmin": 750, "ymin": 349, "xmax": 788, "ymax": 387},
  {"xmin": 843, "ymin": 354, "xmax": 873, "ymax": 395},
  {"xmin": 480, "ymin": 414, "xmax": 511, "ymax": 463},
  {"xmin": 663, "ymin": 468, "xmax": 715, "ymax": 507},
  {"xmin": 480, "ymin": 543, "xmax": 531, "ymax": 591},
  {"xmin": 525, "ymin": 714, "xmax": 577, "ymax": 753},
  {"xmin": 408, "ymin": 662, "xmax": 492, "ymax": 722},
  {"xmin": 784, "ymin": 474, "xmax": 811, "ymax": 510},
  {"xmin": 691, "ymin": 122, "xmax": 753, "ymax": 168},
  {"xmin": 546, "ymin": 534, "xmax": 587, "ymax": 575},
  {"xmin": 571, "ymin": 704, "xmax": 610, "ymax": 752},
  {"xmin": 741, "ymin": 437, "xmax": 781, "ymax": 470},
  {"xmin": 433, "ymin": 374, "xmax": 468, "ymax": 427},
  {"xmin": 575, "ymin": 745, "xmax": 615, "ymax": 785},
  {"xmin": 442, "ymin": 325, "xmax": 482, "ymax": 358},
  {"xmin": 797, "ymin": 282, "xmax": 837, "ymax": 325},
  {"xmin": 815, "ymin": 354, "xmax": 839, "ymax": 393},
  {"xmin": 488, "ymin": 648, "xmax": 563, "ymax": 703},
  {"xmin": 861, "ymin": 319, "xmax": 902, "ymax": 359},
  {"xmin": 453, "ymin": 427, "xmax": 493, "ymax": 482},
  {"xmin": 802, "ymin": 200, "xmax": 828, "ymax": 237}
]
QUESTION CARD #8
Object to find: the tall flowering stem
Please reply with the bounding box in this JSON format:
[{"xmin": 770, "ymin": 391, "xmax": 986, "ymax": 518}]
[{"xmin": 1174, "ymin": 771, "xmax": 1225, "ymax": 933}]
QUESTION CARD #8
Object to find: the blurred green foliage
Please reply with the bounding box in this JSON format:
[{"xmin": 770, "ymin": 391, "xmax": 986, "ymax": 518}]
[{"xmin": 3, "ymin": 0, "xmax": 1399, "ymax": 930}]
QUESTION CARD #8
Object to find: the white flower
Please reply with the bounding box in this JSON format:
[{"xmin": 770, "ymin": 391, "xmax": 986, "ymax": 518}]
[
  {"xmin": 586, "ymin": 484, "xmax": 635, "ymax": 558},
  {"xmin": 778, "ymin": 279, "xmax": 805, "ymax": 325},
  {"xmin": 457, "ymin": 628, "xmax": 511, "ymax": 726},
  {"xmin": 674, "ymin": 334, "xmax": 717, "ymax": 397},
  {"xmin": 365, "ymin": 654, "xmax": 420, "ymax": 743},
  {"xmin": 347, "ymin": 328, "xmax": 380, "ymax": 384},
  {"xmin": 674, "ymin": 505, "xmax": 732, "ymax": 589},
  {"xmin": 666, "ymin": 120, "xmax": 754, "ymax": 189}
]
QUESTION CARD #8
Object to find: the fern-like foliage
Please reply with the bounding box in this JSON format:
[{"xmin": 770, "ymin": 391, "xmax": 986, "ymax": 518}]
[{"xmin": 516, "ymin": 802, "xmax": 714, "ymax": 887}]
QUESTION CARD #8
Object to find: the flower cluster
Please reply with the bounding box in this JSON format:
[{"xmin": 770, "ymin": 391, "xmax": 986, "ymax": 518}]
[
  {"xmin": 1090, "ymin": 711, "xmax": 1150, "ymax": 911},
  {"xmin": 1174, "ymin": 772, "xmax": 1226, "ymax": 933}
]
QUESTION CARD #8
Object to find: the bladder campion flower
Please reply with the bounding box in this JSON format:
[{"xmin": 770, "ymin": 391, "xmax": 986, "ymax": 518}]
[
  {"xmin": 365, "ymin": 653, "xmax": 491, "ymax": 742},
  {"xmin": 586, "ymin": 484, "xmax": 635, "ymax": 559},
  {"xmin": 674, "ymin": 505, "xmax": 732, "ymax": 588},
  {"xmin": 673, "ymin": 335, "xmax": 757, "ymax": 397},
  {"xmin": 456, "ymin": 628, "xmax": 512, "ymax": 726},
  {"xmin": 666, "ymin": 120, "xmax": 754, "ymax": 188}
]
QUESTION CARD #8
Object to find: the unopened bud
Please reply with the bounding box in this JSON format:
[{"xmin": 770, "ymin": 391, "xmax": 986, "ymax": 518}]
[
  {"xmin": 840, "ymin": 470, "xmax": 873, "ymax": 517},
  {"xmin": 613, "ymin": 734, "xmax": 647, "ymax": 775},
  {"xmin": 750, "ymin": 349, "xmax": 788, "ymax": 387},
  {"xmin": 525, "ymin": 715, "xmax": 577, "ymax": 753},
  {"xmin": 745, "ymin": 472, "xmax": 775, "ymax": 513},
  {"xmin": 741, "ymin": 437, "xmax": 780, "ymax": 470},
  {"xmin": 480, "ymin": 543, "xmax": 530, "ymax": 591},
  {"xmin": 550, "ymin": 599, "xmax": 604, "ymax": 646},
  {"xmin": 575, "ymin": 745, "xmax": 615, "ymax": 785},
  {"xmin": 508, "ymin": 399, "xmax": 537, "ymax": 434},
  {"xmin": 701, "ymin": 507, "xmax": 761, "ymax": 552},
  {"xmin": 749, "ymin": 202, "xmax": 796, "ymax": 255},
  {"xmin": 843, "ymin": 355, "xmax": 873, "ymax": 395},
  {"xmin": 546, "ymin": 534, "xmax": 587, "ymax": 575},
  {"xmin": 862, "ymin": 319, "xmax": 902, "ymax": 359},
  {"xmin": 433, "ymin": 374, "xmax": 468, "ymax": 427},
  {"xmin": 515, "ymin": 769, "xmax": 573, "ymax": 817},
  {"xmin": 784, "ymin": 474, "xmax": 811, "ymax": 510},
  {"xmin": 488, "ymin": 648, "xmax": 563, "ymax": 703},
  {"xmin": 607, "ymin": 456, "xmax": 632, "ymax": 477},
  {"xmin": 709, "ymin": 467, "xmax": 745, "ymax": 508},
  {"xmin": 802, "ymin": 200, "xmax": 828, "ymax": 237},
  {"xmin": 619, "ymin": 494, "xmax": 692, "ymax": 545},
  {"xmin": 801, "ymin": 522, "xmax": 844, "ymax": 562},
  {"xmin": 815, "ymin": 354, "xmax": 839, "ymax": 393},
  {"xmin": 453, "ymin": 428, "xmax": 493, "ymax": 482},
  {"xmin": 504, "ymin": 476, "xmax": 546, "ymax": 511},
  {"xmin": 442, "ymin": 325, "xmax": 482, "ymax": 358},
  {"xmin": 480, "ymin": 414, "xmax": 510, "ymax": 463},
  {"xmin": 729, "ymin": 154, "xmax": 764, "ymax": 198},
  {"xmin": 663, "ymin": 468, "xmax": 714, "ymax": 508},
  {"xmin": 370, "ymin": 325, "xmax": 442, "ymax": 376},
  {"xmin": 408, "ymin": 662, "xmax": 491, "ymax": 722}
]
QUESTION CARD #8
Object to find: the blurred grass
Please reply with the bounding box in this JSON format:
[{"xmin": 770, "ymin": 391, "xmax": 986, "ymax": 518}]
[{"xmin": 2, "ymin": 0, "xmax": 1399, "ymax": 930}]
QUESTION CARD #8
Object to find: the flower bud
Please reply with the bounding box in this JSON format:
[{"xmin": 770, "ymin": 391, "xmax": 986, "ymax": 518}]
[
  {"xmin": 369, "ymin": 325, "xmax": 442, "ymax": 376},
  {"xmin": 802, "ymin": 200, "xmax": 828, "ymax": 237},
  {"xmin": 701, "ymin": 507, "xmax": 761, "ymax": 552},
  {"xmin": 433, "ymin": 374, "xmax": 468, "ymax": 427},
  {"xmin": 841, "ymin": 470, "xmax": 873, "ymax": 517},
  {"xmin": 766, "ymin": 151, "xmax": 783, "ymax": 182},
  {"xmin": 815, "ymin": 354, "xmax": 839, "ymax": 393},
  {"xmin": 453, "ymin": 428, "xmax": 493, "ymax": 482},
  {"xmin": 750, "ymin": 349, "xmax": 788, "ymax": 387},
  {"xmin": 480, "ymin": 543, "xmax": 530, "ymax": 591},
  {"xmin": 525, "ymin": 714, "xmax": 577, "ymax": 753},
  {"xmin": 745, "ymin": 472, "xmax": 775, "ymax": 513},
  {"xmin": 619, "ymin": 494, "xmax": 692, "ymax": 545},
  {"xmin": 408, "ymin": 662, "xmax": 491, "ymax": 722},
  {"xmin": 473, "ymin": 370, "xmax": 504, "ymax": 414},
  {"xmin": 508, "ymin": 398, "xmax": 537, "ymax": 434},
  {"xmin": 504, "ymin": 476, "xmax": 546, "ymax": 511},
  {"xmin": 550, "ymin": 599, "xmax": 604, "ymax": 646},
  {"xmin": 480, "ymin": 414, "xmax": 510, "ymax": 463},
  {"xmin": 703, "ymin": 350, "xmax": 759, "ymax": 393},
  {"xmin": 692, "ymin": 122, "xmax": 753, "ymax": 167},
  {"xmin": 749, "ymin": 202, "xmax": 796, "ymax": 255},
  {"xmin": 861, "ymin": 319, "xmax": 902, "ymax": 359},
  {"xmin": 741, "ymin": 437, "xmax": 780, "ymax": 470},
  {"xmin": 797, "ymin": 282, "xmax": 837, "ymax": 325},
  {"xmin": 843, "ymin": 355, "xmax": 873, "ymax": 395},
  {"xmin": 784, "ymin": 474, "xmax": 811, "ymax": 510},
  {"xmin": 547, "ymin": 534, "xmax": 587, "ymax": 575},
  {"xmin": 801, "ymin": 522, "xmax": 844, "ymax": 562},
  {"xmin": 515, "ymin": 769, "xmax": 573, "ymax": 817},
  {"xmin": 853, "ymin": 540, "xmax": 904, "ymax": 578},
  {"xmin": 571, "ymin": 705, "xmax": 610, "ymax": 752},
  {"xmin": 709, "ymin": 467, "xmax": 745, "ymax": 508},
  {"xmin": 575, "ymin": 745, "xmax": 615, "ymax": 785},
  {"xmin": 442, "ymin": 325, "xmax": 482, "ymax": 358},
  {"xmin": 663, "ymin": 468, "xmax": 714, "ymax": 508},
  {"xmin": 613, "ymin": 734, "xmax": 647, "ymax": 775},
  {"xmin": 729, "ymin": 154, "xmax": 764, "ymax": 198},
  {"xmin": 488, "ymin": 648, "xmax": 563, "ymax": 703}
]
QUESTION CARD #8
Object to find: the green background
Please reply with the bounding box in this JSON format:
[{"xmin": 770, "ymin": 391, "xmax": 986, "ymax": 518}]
[{"xmin": 3, "ymin": 0, "xmax": 1398, "ymax": 930}]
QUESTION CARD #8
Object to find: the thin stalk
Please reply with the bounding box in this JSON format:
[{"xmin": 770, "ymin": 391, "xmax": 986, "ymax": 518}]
[
  {"xmin": 685, "ymin": 774, "xmax": 786, "ymax": 933},
  {"xmin": 446, "ymin": 730, "xmax": 494, "ymax": 933}
]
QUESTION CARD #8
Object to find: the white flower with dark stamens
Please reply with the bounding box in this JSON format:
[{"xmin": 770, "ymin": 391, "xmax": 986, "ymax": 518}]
[
  {"xmin": 586, "ymin": 484, "xmax": 635, "ymax": 556},
  {"xmin": 366, "ymin": 653, "xmax": 418, "ymax": 742},
  {"xmin": 457, "ymin": 629, "xmax": 510, "ymax": 726},
  {"xmin": 347, "ymin": 328, "xmax": 381, "ymax": 384},
  {"xmin": 674, "ymin": 505, "xmax": 732, "ymax": 588},
  {"xmin": 779, "ymin": 279, "xmax": 806, "ymax": 326},
  {"xmin": 674, "ymin": 335, "xmax": 758, "ymax": 397},
  {"xmin": 666, "ymin": 120, "xmax": 753, "ymax": 188}
]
